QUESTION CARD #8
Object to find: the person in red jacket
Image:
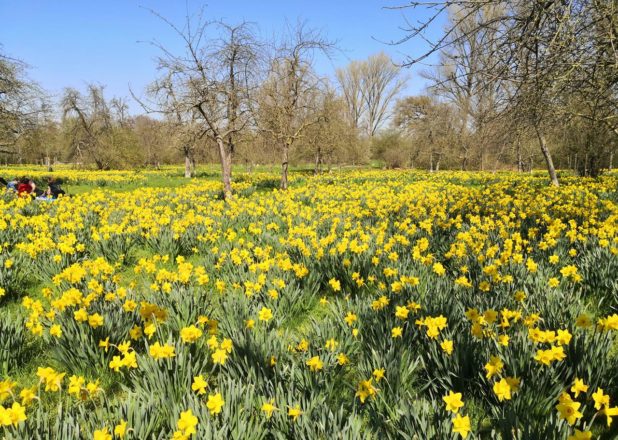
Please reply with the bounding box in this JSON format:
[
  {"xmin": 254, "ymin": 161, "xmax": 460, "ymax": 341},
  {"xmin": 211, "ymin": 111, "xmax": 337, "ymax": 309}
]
[{"xmin": 16, "ymin": 178, "xmax": 35, "ymax": 196}]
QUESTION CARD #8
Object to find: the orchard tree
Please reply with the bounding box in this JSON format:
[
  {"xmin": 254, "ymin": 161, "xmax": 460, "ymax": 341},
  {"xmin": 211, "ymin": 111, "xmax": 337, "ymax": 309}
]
[
  {"xmin": 142, "ymin": 9, "xmax": 260, "ymax": 197},
  {"xmin": 142, "ymin": 74, "xmax": 204, "ymax": 177},
  {"xmin": 258, "ymin": 22, "xmax": 334, "ymax": 189}
]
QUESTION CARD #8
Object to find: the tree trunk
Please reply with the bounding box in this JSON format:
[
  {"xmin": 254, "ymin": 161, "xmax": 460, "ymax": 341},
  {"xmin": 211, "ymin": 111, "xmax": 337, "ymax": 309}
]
[
  {"xmin": 184, "ymin": 152, "xmax": 192, "ymax": 178},
  {"xmin": 609, "ymin": 151, "xmax": 614, "ymax": 171},
  {"xmin": 533, "ymin": 124, "xmax": 559, "ymax": 186},
  {"xmin": 45, "ymin": 156, "xmax": 53, "ymax": 172},
  {"xmin": 314, "ymin": 150, "xmax": 321, "ymax": 175},
  {"xmin": 281, "ymin": 142, "xmax": 290, "ymax": 190},
  {"xmin": 429, "ymin": 151, "xmax": 434, "ymax": 172},
  {"xmin": 216, "ymin": 137, "xmax": 233, "ymax": 198},
  {"xmin": 479, "ymin": 149, "xmax": 484, "ymax": 171},
  {"xmin": 516, "ymin": 141, "xmax": 523, "ymax": 172}
]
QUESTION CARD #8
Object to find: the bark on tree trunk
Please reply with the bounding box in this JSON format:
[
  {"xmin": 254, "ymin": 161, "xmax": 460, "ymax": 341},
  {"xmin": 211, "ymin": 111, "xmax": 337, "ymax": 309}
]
[
  {"xmin": 45, "ymin": 156, "xmax": 53, "ymax": 172},
  {"xmin": 534, "ymin": 124, "xmax": 559, "ymax": 186},
  {"xmin": 516, "ymin": 141, "xmax": 523, "ymax": 172},
  {"xmin": 184, "ymin": 152, "xmax": 192, "ymax": 178},
  {"xmin": 314, "ymin": 150, "xmax": 321, "ymax": 175},
  {"xmin": 609, "ymin": 151, "xmax": 614, "ymax": 171},
  {"xmin": 281, "ymin": 142, "xmax": 289, "ymax": 190},
  {"xmin": 216, "ymin": 137, "xmax": 233, "ymax": 199}
]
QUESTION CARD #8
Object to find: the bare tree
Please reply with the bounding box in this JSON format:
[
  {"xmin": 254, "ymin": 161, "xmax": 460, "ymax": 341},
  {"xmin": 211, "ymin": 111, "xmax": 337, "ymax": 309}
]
[
  {"xmin": 258, "ymin": 22, "xmax": 334, "ymax": 189},
  {"xmin": 0, "ymin": 51, "xmax": 46, "ymax": 156},
  {"xmin": 17, "ymin": 101, "xmax": 61, "ymax": 169},
  {"xmin": 143, "ymin": 74, "xmax": 203, "ymax": 177},
  {"xmin": 141, "ymin": 8, "xmax": 260, "ymax": 197},
  {"xmin": 390, "ymin": 0, "xmax": 618, "ymax": 184},
  {"xmin": 62, "ymin": 84, "xmax": 139, "ymax": 169},
  {"xmin": 393, "ymin": 95, "xmax": 458, "ymax": 171},
  {"xmin": 62, "ymin": 85, "xmax": 112, "ymax": 169},
  {"xmin": 360, "ymin": 52, "xmax": 408, "ymax": 137},
  {"xmin": 422, "ymin": 5, "xmax": 505, "ymax": 170},
  {"xmin": 304, "ymin": 85, "xmax": 357, "ymax": 173},
  {"xmin": 335, "ymin": 60, "xmax": 365, "ymax": 129},
  {"xmin": 133, "ymin": 115, "xmax": 177, "ymax": 168}
]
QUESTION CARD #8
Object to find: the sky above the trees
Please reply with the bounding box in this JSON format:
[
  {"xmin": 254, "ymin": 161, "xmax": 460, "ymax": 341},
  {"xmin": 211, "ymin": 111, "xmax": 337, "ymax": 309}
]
[{"xmin": 1, "ymin": 0, "xmax": 442, "ymax": 113}]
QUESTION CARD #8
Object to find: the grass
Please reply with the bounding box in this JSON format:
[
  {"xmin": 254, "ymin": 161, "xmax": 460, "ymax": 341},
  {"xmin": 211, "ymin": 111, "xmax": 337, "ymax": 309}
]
[{"xmin": 63, "ymin": 175, "xmax": 193, "ymax": 195}]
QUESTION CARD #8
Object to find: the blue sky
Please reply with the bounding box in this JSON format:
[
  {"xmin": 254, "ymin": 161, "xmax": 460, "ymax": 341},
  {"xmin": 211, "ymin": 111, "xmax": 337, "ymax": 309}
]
[{"xmin": 1, "ymin": 1, "xmax": 442, "ymax": 113}]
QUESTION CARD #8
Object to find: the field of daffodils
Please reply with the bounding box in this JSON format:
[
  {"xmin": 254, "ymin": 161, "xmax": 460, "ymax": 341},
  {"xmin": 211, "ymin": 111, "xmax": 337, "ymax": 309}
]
[{"xmin": 0, "ymin": 168, "xmax": 616, "ymax": 439}]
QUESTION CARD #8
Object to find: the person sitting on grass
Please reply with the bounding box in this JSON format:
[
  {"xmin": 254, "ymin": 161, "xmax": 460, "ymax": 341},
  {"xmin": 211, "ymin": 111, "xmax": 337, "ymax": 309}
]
[
  {"xmin": 16, "ymin": 177, "xmax": 35, "ymax": 196},
  {"xmin": 48, "ymin": 178, "xmax": 65, "ymax": 198},
  {"xmin": 4, "ymin": 177, "xmax": 18, "ymax": 191},
  {"xmin": 37, "ymin": 177, "xmax": 65, "ymax": 201}
]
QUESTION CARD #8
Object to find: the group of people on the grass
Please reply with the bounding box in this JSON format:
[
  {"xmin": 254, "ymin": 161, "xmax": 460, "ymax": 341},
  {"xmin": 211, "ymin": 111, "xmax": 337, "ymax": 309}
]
[{"xmin": 0, "ymin": 176, "xmax": 65, "ymax": 201}]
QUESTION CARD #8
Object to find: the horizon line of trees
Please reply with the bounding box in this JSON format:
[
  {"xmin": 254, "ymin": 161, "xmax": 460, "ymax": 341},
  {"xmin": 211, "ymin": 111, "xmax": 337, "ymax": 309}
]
[{"xmin": 1, "ymin": 2, "xmax": 617, "ymax": 194}]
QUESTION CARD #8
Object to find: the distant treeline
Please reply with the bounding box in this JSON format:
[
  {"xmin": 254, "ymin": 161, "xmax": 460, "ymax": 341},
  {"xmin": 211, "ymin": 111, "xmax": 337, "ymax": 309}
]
[{"xmin": 1, "ymin": 1, "xmax": 616, "ymax": 195}]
